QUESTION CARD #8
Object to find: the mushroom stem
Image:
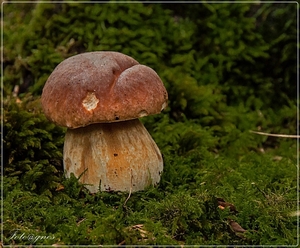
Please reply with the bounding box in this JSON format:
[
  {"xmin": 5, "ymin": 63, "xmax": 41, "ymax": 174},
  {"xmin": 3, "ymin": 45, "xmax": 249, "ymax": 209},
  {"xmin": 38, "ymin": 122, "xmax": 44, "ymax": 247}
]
[{"xmin": 63, "ymin": 119, "xmax": 163, "ymax": 193}]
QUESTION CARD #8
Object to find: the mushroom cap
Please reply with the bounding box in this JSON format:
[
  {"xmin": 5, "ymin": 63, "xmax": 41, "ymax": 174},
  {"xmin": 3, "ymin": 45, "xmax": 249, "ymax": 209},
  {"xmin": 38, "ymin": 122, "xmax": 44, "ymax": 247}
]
[{"xmin": 41, "ymin": 51, "xmax": 168, "ymax": 128}]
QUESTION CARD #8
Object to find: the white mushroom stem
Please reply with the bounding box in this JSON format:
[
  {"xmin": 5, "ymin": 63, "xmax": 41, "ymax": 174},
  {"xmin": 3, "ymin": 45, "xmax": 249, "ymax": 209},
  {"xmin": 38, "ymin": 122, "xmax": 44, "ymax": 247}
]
[{"xmin": 63, "ymin": 119, "xmax": 163, "ymax": 193}]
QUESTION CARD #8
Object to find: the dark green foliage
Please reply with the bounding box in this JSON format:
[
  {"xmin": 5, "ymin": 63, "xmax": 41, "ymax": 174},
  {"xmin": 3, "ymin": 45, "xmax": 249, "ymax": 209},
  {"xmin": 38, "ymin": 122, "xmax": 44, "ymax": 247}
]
[
  {"xmin": 3, "ymin": 95, "xmax": 66, "ymax": 193},
  {"xmin": 4, "ymin": 153, "xmax": 297, "ymax": 245},
  {"xmin": 3, "ymin": 1, "xmax": 297, "ymax": 246}
]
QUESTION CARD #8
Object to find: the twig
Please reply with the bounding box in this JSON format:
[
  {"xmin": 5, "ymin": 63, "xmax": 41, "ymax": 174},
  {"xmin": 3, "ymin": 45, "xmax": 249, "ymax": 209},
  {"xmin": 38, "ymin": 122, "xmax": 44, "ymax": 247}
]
[
  {"xmin": 13, "ymin": 85, "xmax": 19, "ymax": 97},
  {"xmin": 249, "ymin": 130, "xmax": 299, "ymax": 138},
  {"xmin": 76, "ymin": 218, "xmax": 86, "ymax": 226},
  {"xmin": 118, "ymin": 240, "xmax": 126, "ymax": 245},
  {"xmin": 123, "ymin": 169, "xmax": 133, "ymax": 207}
]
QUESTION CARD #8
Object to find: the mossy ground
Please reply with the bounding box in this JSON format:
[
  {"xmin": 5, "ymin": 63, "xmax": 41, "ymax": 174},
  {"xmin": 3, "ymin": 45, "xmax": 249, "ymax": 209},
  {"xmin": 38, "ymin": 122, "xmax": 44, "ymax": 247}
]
[
  {"xmin": 2, "ymin": 2, "xmax": 298, "ymax": 246},
  {"xmin": 3, "ymin": 149, "xmax": 298, "ymax": 246}
]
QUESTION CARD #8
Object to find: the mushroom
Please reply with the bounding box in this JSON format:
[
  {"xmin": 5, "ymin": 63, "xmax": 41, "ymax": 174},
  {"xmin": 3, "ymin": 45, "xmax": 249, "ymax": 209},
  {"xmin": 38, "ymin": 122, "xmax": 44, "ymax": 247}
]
[{"xmin": 41, "ymin": 51, "xmax": 168, "ymax": 193}]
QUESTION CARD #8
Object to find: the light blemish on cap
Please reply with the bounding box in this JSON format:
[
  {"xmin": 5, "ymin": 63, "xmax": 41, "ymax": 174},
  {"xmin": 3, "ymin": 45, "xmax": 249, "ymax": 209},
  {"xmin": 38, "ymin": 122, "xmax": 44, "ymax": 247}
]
[
  {"xmin": 138, "ymin": 110, "xmax": 148, "ymax": 118},
  {"xmin": 161, "ymin": 101, "xmax": 167, "ymax": 111},
  {"xmin": 82, "ymin": 92, "xmax": 99, "ymax": 111}
]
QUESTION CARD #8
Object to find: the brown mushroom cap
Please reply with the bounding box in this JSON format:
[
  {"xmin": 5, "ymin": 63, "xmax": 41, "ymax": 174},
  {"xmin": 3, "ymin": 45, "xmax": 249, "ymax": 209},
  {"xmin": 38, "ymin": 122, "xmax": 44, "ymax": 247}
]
[{"xmin": 41, "ymin": 51, "xmax": 168, "ymax": 128}]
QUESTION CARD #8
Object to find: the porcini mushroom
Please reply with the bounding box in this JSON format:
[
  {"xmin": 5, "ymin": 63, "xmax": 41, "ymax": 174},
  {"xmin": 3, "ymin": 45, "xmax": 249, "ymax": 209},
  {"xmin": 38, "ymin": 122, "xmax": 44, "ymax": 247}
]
[{"xmin": 41, "ymin": 51, "xmax": 168, "ymax": 193}]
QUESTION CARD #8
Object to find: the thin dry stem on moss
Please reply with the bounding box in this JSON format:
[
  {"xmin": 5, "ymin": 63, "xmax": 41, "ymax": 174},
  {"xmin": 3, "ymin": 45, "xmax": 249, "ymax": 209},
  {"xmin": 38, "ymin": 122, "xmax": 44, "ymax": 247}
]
[{"xmin": 249, "ymin": 130, "xmax": 299, "ymax": 138}]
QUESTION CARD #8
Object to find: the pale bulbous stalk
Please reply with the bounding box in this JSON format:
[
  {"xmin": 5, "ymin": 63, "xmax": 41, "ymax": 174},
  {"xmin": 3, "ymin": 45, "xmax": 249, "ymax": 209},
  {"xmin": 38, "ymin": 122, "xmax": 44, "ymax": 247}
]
[{"xmin": 63, "ymin": 119, "xmax": 163, "ymax": 193}]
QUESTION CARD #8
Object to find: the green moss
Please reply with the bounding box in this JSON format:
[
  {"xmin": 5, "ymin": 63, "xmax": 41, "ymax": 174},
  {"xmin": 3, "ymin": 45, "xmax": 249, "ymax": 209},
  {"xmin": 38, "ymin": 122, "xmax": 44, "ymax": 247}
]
[{"xmin": 3, "ymin": 2, "xmax": 297, "ymax": 246}]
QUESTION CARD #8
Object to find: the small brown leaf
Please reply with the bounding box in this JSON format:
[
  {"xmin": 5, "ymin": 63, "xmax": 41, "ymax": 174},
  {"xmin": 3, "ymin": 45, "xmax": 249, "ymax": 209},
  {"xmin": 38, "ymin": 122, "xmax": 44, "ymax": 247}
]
[
  {"xmin": 217, "ymin": 198, "xmax": 238, "ymax": 213},
  {"xmin": 229, "ymin": 219, "xmax": 247, "ymax": 233},
  {"xmin": 55, "ymin": 184, "xmax": 65, "ymax": 191}
]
